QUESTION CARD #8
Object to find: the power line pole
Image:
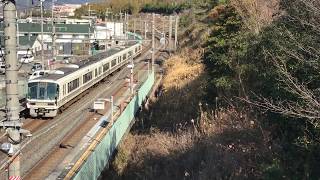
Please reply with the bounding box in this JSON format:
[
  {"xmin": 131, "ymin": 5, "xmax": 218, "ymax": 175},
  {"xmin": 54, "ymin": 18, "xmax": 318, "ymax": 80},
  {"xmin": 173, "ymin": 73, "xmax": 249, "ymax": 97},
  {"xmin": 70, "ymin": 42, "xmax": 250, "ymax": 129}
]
[
  {"xmin": 112, "ymin": 14, "xmax": 115, "ymax": 47},
  {"xmin": 130, "ymin": 57, "xmax": 134, "ymax": 95},
  {"xmin": 40, "ymin": 0, "xmax": 45, "ymax": 69},
  {"xmin": 152, "ymin": 13, "xmax": 155, "ymax": 72},
  {"xmin": 144, "ymin": 20, "xmax": 147, "ymax": 39},
  {"xmin": 105, "ymin": 9, "xmax": 109, "ymax": 51},
  {"xmin": 2, "ymin": 0, "xmax": 21, "ymax": 179},
  {"xmin": 133, "ymin": 18, "xmax": 136, "ymax": 40},
  {"xmin": 174, "ymin": 16, "xmax": 179, "ymax": 51},
  {"xmin": 125, "ymin": 12, "xmax": 128, "ymax": 46},
  {"xmin": 52, "ymin": 0, "xmax": 56, "ymax": 68},
  {"xmin": 168, "ymin": 15, "xmax": 172, "ymax": 52},
  {"xmin": 162, "ymin": 16, "xmax": 166, "ymax": 49},
  {"xmin": 140, "ymin": 15, "xmax": 142, "ymax": 35},
  {"xmin": 88, "ymin": 3, "xmax": 91, "ymax": 17}
]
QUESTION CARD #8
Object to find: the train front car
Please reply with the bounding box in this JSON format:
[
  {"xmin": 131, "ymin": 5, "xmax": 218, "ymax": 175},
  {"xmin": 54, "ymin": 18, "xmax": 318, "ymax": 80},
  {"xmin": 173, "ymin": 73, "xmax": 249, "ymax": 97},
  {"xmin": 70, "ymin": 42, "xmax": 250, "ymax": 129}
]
[{"xmin": 27, "ymin": 80, "xmax": 60, "ymax": 117}]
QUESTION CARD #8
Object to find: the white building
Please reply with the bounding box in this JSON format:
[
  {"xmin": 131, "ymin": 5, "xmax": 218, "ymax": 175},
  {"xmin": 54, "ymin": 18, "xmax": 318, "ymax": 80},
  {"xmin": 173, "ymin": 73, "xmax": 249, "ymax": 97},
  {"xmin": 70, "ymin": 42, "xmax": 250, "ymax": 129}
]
[
  {"xmin": 1, "ymin": 35, "xmax": 42, "ymax": 56},
  {"xmin": 95, "ymin": 22, "xmax": 124, "ymax": 40},
  {"xmin": 53, "ymin": 4, "xmax": 82, "ymax": 17}
]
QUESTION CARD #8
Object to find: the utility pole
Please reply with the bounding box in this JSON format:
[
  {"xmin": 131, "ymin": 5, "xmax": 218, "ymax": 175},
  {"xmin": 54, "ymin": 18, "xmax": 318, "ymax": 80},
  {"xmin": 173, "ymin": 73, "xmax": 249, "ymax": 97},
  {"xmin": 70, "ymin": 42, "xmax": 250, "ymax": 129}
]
[
  {"xmin": 127, "ymin": 13, "xmax": 129, "ymax": 39},
  {"xmin": 52, "ymin": 0, "xmax": 56, "ymax": 68},
  {"xmin": 105, "ymin": 9, "xmax": 109, "ymax": 51},
  {"xmin": 124, "ymin": 12, "xmax": 128, "ymax": 46},
  {"xmin": 110, "ymin": 96, "xmax": 114, "ymax": 125},
  {"xmin": 140, "ymin": 16, "xmax": 142, "ymax": 36},
  {"xmin": 174, "ymin": 16, "xmax": 179, "ymax": 51},
  {"xmin": 119, "ymin": 11, "xmax": 123, "ymax": 40},
  {"xmin": 133, "ymin": 19, "xmax": 136, "ymax": 39},
  {"xmin": 168, "ymin": 15, "xmax": 172, "ymax": 52},
  {"xmin": 144, "ymin": 20, "xmax": 147, "ymax": 39},
  {"xmin": 40, "ymin": 0, "xmax": 45, "ymax": 69},
  {"xmin": 113, "ymin": 14, "xmax": 116, "ymax": 47},
  {"xmin": 152, "ymin": 13, "xmax": 155, "ymax": 72},
  {"xmin": 88, "ymin": 26, "xmax": 91, "ymax": 55},
  {"xmin": 162, "ymin": 16, "xmax": 166, "ymax": 49},
  {"xmin": 88, "ymin": 3, "xmax": 91, "ymax": 18},
  {"xmin": 2, "ymin": 0, "xmax": 21, "ymax": 179},
  {"xmin": 130, "ymin": 57, "xmax": 134, "ymax": 95}
]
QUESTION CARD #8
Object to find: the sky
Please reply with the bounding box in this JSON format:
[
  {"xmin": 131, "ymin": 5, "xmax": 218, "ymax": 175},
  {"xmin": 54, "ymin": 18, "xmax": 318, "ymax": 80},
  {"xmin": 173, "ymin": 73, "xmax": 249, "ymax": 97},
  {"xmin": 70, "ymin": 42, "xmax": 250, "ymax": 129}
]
[{"xmin": 15, "ymin": 0, "xmax": 98, "ymax": 10}]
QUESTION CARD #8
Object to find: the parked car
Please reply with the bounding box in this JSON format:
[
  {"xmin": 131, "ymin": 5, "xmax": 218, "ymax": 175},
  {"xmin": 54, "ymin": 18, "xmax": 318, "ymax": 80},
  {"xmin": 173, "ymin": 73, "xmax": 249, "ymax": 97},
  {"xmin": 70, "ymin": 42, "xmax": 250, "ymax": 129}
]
[
  {"xmin": 19, "ymin": 54, "xmax": 34, "ymax": 63},
  {"xmin": 31, "ymin": 63, "xmax": 43, "ymax": 72},
  {"xmin": 29, "ymin": 70, "xmax": 49, "ymax": 80},
  {"xmin": 0, "ymin": 61, "xmax": 5, "ymax": 74},
  {"xmin": 62, "ymin": 56, "xmax": 71, "ymax": 64}
]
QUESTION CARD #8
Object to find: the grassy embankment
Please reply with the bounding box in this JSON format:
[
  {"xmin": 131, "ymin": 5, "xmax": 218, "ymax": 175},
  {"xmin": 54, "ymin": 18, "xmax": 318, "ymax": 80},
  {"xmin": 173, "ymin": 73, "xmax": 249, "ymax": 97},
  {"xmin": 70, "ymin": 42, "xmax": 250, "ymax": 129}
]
[{"xmin": 101, "ymin": 5, "xmax": 272, "ymax": 179}]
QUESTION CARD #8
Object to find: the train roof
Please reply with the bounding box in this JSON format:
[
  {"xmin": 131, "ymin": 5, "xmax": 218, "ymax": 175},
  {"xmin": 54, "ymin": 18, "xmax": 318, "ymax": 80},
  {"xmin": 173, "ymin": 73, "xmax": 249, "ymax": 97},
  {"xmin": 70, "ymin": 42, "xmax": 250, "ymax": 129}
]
[{"xmin": 31, "ymin": 42, "xmax": 139, "ymax": 82}]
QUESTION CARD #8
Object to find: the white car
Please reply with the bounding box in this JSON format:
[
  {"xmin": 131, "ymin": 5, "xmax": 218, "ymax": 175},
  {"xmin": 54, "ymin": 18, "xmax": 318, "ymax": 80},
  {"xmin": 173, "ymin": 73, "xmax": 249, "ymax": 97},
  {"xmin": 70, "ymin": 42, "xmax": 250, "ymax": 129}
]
[
  {"xmin": 0, "ymin": 61, "xmax": 5, "ymax": 74},
  {"xmin": 29, "ymin": 70, "xmax": 49, "ymax": 80},
  {"xmin": 20, "ymin": 55, "xmax": 34, "ymax": 63}
]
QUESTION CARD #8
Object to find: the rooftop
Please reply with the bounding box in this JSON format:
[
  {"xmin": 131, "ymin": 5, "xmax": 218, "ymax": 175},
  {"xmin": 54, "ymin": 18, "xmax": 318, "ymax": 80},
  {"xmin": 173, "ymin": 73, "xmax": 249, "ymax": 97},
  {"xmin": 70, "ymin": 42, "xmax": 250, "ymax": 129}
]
[
  {"xmin": 36, "ymin": 41, "xmax": 137, "ymax": 81},
  {"xmin": 0, "ymin": 35, "xmax": 38, "ymax": 48},
  {"xmin": 0, "ymin": 23, "xmax": 94, "ymax": 34}
]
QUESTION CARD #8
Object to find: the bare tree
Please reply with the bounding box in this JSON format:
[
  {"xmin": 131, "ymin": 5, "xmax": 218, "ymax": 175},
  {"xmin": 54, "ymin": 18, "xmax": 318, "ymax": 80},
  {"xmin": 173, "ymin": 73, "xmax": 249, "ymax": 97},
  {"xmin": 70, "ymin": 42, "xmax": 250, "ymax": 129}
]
[
  {"xmin": 243, "ymin": 0, "xmax": 320, "ymax": 128},
  {"xmin": 230, "ymin": 0, "xmax": 280, "ymax": 34}
]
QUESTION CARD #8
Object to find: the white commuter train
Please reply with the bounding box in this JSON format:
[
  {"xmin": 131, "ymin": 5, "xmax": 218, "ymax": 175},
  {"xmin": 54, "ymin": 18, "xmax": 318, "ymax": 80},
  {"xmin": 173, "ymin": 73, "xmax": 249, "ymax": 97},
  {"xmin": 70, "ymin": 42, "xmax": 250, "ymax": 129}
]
[{"xmin": 26, "ymin": 42, "xmax": 142, "ymax": 117}]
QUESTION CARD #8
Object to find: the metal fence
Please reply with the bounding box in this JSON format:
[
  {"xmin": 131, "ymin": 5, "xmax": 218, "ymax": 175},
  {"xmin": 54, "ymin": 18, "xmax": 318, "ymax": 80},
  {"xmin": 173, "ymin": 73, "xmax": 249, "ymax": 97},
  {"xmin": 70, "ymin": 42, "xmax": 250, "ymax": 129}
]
[{"xmin": 72, "ymin": 71, "xmax": 155, "ymax": 180}]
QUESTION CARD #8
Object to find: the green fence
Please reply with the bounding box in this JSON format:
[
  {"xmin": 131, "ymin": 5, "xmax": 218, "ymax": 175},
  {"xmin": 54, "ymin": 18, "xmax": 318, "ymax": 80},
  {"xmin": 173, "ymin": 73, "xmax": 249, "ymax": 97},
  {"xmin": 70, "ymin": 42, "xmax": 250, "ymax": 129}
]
[{"xmin": 73, "ymin": 71, "xmax": 155, "ymax": 180}]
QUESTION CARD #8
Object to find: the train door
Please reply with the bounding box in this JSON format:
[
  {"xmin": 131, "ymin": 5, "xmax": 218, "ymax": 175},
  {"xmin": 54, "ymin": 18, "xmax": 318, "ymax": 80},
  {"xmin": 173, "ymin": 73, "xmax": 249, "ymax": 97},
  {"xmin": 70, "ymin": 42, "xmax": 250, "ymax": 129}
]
[{"xmin": 63, "ymin": 84, "xmax": 66, "ymax": 96}]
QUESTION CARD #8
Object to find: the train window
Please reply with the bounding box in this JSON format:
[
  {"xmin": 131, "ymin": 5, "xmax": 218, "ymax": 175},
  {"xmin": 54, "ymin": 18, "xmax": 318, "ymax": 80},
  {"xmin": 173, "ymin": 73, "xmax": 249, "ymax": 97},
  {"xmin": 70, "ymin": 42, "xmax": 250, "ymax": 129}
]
[
  {"xmin": 123, "ymin": 54, "xmax": 126, "ymax": 60},
  {"xmin": 27, "ymin": 82, "xmax": 58, "ymax": 100},
  {"xmin": 47, "ymin": 84, "xmax": 57, "ymax": 100},
  {"xmin": 63, "ymin": 84, "xmax": 66, "ymax": 96},
  {"xmin": 129, "ymin": 51, "xmax": 133, "ymax": 57},
  {"xmin": 111, "ymin": 59, "xmax": 116, "ymax": 67},
  {"xmin": 103, "ymin": 63, "xmax": 109, "ymax": 72},
  {"xmin": 95, "ymin": 69, "xmax": 98, "ymax": 77},
  {"xmin": 83, "ymin": 71, "xmax": 93, "ymax": 84},
  {"xmin": 28, "ymin": 82, "xmax": 38, "ymax": 99},
  {"xmin": 68, "ymin": 78, "xmax": 79, "ymax": 93},
  {"xmin": 135, "ymin": 47, "xmax": 137, "ymax": 53},
  {"xmin": 99, "ymin": 67, "xmax": 102, "ymax": 75}
]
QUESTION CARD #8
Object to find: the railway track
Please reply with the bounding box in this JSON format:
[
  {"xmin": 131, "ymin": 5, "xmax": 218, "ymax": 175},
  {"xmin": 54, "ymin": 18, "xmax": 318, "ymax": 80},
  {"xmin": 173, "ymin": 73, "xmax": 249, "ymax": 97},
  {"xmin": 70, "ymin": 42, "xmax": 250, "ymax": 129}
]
[
  {"xmin": 19, "ymin": 42, "xmax": 153, "ymax": 137},
  {"xmin": 23, "ymin": 56, "xmax": 150, "ymax": 180},
  {"xmin": 0, "ymin": 42, "xmax": 159, "ymax": 179}
]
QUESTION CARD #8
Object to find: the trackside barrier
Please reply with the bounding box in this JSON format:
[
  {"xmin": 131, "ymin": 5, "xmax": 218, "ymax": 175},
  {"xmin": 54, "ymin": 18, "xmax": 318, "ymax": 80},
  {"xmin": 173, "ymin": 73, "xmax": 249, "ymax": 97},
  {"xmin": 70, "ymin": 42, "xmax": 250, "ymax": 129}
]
[{"xmin": 71, "ymin": 71, "xmax": 155, "ymax": 180}]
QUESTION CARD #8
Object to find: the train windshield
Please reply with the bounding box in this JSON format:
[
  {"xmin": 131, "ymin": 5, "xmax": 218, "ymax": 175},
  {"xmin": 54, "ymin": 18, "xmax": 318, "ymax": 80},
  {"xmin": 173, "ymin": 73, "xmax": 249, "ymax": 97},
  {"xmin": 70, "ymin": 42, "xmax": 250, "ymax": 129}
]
[{"xmin": 28, "ymin": 82, "xmax": 58, "ymax": 100}]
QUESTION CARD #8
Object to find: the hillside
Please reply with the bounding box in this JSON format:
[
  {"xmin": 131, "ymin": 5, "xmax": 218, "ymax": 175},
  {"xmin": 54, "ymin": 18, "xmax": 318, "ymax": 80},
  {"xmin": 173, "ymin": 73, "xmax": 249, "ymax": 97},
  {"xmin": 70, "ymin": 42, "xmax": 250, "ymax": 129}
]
[{"xmin": 102, "ymin": 0, "xmax": 320, "ymax": 179}]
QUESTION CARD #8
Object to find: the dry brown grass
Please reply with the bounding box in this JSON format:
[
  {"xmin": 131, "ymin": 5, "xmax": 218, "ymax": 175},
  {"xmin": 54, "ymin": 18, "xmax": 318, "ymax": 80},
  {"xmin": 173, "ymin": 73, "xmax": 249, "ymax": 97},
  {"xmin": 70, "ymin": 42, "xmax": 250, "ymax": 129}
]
[
  {"xmin": 163, "ymin": 48, "xmax": 204, "ymax": 90},
  {"xmin": 103, "ymin": 108, "xmax": 269, "ymax": 180},
  {"xmin": 101, "ymin": 47, "xmax": 271, "ymax": 179},
  {"xmin": 208, "ymin": 4, "xmax": 226, "ymax": 20},
  {"xmin": 137, "ymin": 48, "xmax": 207, "ymax": 129}
]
